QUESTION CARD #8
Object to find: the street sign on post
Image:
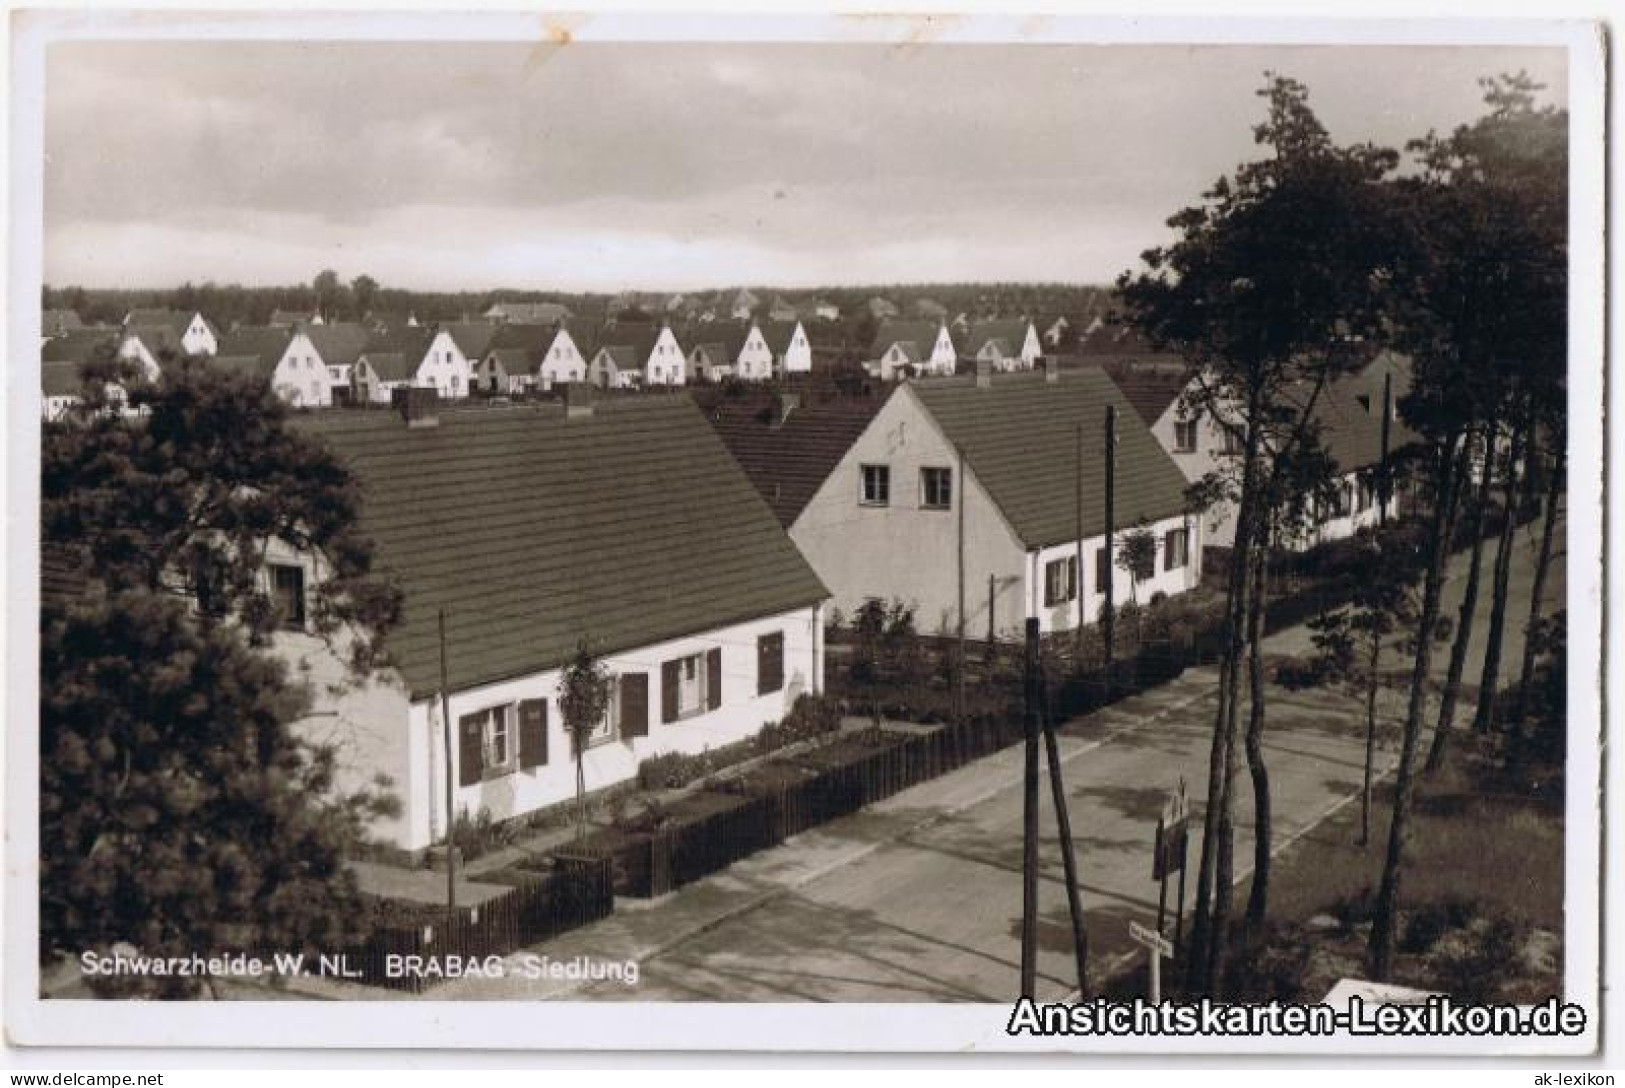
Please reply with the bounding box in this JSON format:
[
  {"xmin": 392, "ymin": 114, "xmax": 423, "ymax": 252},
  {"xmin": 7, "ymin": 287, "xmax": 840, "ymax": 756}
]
[
  {"xmin": 1129, "ymin": 920, "xmax": 1174, "ymax": 1003},
  {"xmin": 1152, "ymin": 778, "xmax": 1190, "ymax": 942}
]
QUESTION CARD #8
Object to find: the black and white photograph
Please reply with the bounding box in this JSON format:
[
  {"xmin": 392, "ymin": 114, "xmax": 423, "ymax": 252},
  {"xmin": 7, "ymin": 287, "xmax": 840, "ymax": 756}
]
[{"xmin": 4, "ymin": 9, "xmax": 1607, "ymax": 1061}]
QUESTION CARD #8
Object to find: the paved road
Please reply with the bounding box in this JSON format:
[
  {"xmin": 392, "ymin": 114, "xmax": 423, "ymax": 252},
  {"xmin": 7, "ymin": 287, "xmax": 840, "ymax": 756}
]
[{"xmin": 433, "ymin": 510, "xmax": 1565, "ymax": 1003}]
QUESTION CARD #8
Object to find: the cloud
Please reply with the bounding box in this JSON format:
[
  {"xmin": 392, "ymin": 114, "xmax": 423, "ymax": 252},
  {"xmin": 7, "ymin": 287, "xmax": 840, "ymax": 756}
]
[{"xmin": 42, "ymin": 39, "xmax": 1568, "ymax": 289}]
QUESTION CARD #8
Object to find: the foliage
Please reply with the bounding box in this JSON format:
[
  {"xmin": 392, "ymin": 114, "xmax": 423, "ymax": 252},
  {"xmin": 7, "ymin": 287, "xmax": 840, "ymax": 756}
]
[
  {"xmin": 849, "ymin": 598, "xmax": 925, "ymax": 690},
  {"xmin": 635, "ymin": 694, "xmax": 844, "ymax": 791},
  {"xmin": 42, "ymin": 360, "xmax": 403, "ymax": 672},
  {"xmin": 556, "ymin": 640, "xmax": 612, "ymax": 758},
  {"xmin": 1115, "ymin": 523, "xmax": 1158, "ymax": 600},
  {"xmin": 40, "ymin": 586, "xmax": 399, "ymax": 996}
]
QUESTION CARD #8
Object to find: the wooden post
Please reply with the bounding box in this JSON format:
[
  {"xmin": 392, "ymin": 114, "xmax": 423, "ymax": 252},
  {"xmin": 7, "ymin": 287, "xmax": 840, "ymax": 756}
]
[
  {"xmin": 1148, "ymin": 941, "xmax": 1162, "ymax": 1004},
  {"xmin": 438, "ymin": 608, "xmax": 457, "ymax": 919},
  {"xmin": 1020, "ymin": 617, "xmax": 1041, "ymax": 998},
  {"xmin": 1378, "ymin": 371, "xmax": 1393, "ymax": 527},
  {"xmin": 1041, "ymin": 698, "xmax": 1089, "ymax": 995},
  {"xmin": 1156, "ymin": 818, "xmax": 1170, "ymax": 935},
  {"xmin": 1174, "ymin": 833, "xmax": 1189, "ymax": 961},
  {"xmin": 1103, "ymin": 405, "xmax": 1117, "ymax": 691},
  {"xmin": 986, "ymin": 574, "xmax": 996, "ymax": 663}
]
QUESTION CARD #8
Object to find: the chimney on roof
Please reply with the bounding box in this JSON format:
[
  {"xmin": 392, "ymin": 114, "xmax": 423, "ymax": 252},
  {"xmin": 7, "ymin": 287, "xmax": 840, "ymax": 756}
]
[
  {"xmin": 771, "ymin": 392, "xmax": 800, "ymax": 428},
  {"xmin": 1044, "ymin": 355, "xmax": 1060, "ymax": 384},
  {"xmin": 565, "ymin": 381, "xmax": 595, "ymax": 419},
  {"xmin": 975, "ymin": 358, "xmax": 993, "ymax": 389},
  {"xmin": 393, "ymin": 386, "xmax": 440, "ymax": 428}
]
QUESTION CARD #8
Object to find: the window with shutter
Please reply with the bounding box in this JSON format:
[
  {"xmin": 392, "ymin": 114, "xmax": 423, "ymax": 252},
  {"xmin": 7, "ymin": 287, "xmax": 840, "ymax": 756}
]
[
  {"xmin": 757, "ymin": 632, "xmax": 784, "ymax": 695},
  {"xmin": 458, "ymin": 711, "xmax": 484, "ymax": 787},
  {"xmin": 661, "ymin": 660, "xmax": 680, "ymax": 723},
  {"xmin": 620, "ymin": 674, "xmax": 649, "ymax": 738},
  {"xmin": 707, "ymin": 647, "xmax": 723, "ymax": 711},
  {"xmin": 518, "ymin": 699, "xmax": 548, "ymax": 769},
  {"xmin": 1095, "ymin": 547, "xmax": 1111, "ymax": 595}
]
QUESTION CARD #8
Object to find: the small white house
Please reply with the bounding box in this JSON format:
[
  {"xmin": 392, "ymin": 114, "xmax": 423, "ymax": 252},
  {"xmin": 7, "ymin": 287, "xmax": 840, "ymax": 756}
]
[
  {"xmin": 123, "ymin": 308, "xmax": 219, "ymax": 358},
  {"xmin": 353, "ymin": 327, "xmax": 473, "ymax": 404},
  {"xmin": 763, "ymin": 320, "xmax": 813, "ymax": 377},
  {"xmin": 962, "ymin": 319, "xmax": 1042, "ymax": 372},
  {"xmin": 587, "ymin": 323, "xmax": 686, "ymax": 389},
  {"xmin": 479, "ymin": 323, "xmax": 589, "ymax": 393},
  {"xmin": 214, "ymin": 326, "xmax": 330, "ymax": 408},
  {"xmin": 867, "ymin": 320, "xmax": 957, "ymax": 380},
  {"xmin": 275, "ymin": 394, "xmax": 829, "ymax": 852}
]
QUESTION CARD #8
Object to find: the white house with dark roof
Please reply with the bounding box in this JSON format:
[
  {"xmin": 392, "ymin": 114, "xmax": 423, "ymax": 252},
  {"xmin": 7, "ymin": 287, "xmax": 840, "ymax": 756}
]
[
  {"xmin": 352, "ymin": 326, "xmax": 473, "ymax": 403},
  {"xmin": 478, "ymin": 323, "xmax": 589, "ymax": 393},
  {"xmin": 483, "ymin": 300, "xmax": 572, "ymax": 325},
  {"xmin": 587, "ymin": 322, "xmax": 686, "ymax": 388},
  {"xmin": 867, "ymin": 320, "xmax": 957, "ymax": 380},
  {"xmin": 123, "ymin": 308, "xmax": 219, "ymax": 358},
  {"xmin": 962, "ymin": 318, "xmax": 1042, "ymax": 372},
  {"xmin": 730, "ymin": 289, "xmax": 760, "ymax": 321},
  {"xmin": 278, "ymin": 393, "xmax": 829, "ymax": 851},
  {"xmin": 780, "ymin": 362, "xmax": 1200, "ymax": 640},
  {"xmin": 214, "ymin": 325, "xmax": 330, "ymax": 407}
]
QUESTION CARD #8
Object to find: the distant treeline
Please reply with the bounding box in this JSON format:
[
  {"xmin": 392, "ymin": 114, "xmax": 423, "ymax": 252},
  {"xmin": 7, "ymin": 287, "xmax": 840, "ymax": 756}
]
[{"xmin": 42, "ymin": 276, "xmax": 1118, "ymax": 339}]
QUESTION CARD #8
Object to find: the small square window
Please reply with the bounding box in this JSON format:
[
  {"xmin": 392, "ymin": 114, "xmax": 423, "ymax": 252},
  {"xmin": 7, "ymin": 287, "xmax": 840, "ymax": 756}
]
[{"xmin": 861, "ymin": 464, "xmax": 890, "ymax": 506}]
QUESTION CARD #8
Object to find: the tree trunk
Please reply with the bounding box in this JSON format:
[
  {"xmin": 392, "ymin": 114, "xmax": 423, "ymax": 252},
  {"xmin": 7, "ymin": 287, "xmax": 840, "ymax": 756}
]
[
  {"xmin": 1472, "ymin": 417, "xmax": 1528, "ymax": 735},
  {"xmin": 1360, "ymin": 630, "xmax": 1381, "ymax": 847},
  {"xmin": 1425, "ymin": 417, "xmax": 1495, "ymax": 772},
  {"xmin": 1243, "ymin": 537, "xmax": 1272, "ymax": 930},
  {"xmin": 1368, "ymin": 430, "xmax": 1466, "ymax": 979},
  {"xmin": 1510, "ymin": 435, "xmax": 1563, "ymax": 730},
  {"xmin": 1186, "ymin": 405, "xmax": 1261, "ymax": 996}
]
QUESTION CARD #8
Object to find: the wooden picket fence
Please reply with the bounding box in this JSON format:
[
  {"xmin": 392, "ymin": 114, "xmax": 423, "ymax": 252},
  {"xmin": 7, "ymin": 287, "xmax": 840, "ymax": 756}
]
[{"xmin": 343, "ymin": 852, "xmax": 615, "ymax": 993}]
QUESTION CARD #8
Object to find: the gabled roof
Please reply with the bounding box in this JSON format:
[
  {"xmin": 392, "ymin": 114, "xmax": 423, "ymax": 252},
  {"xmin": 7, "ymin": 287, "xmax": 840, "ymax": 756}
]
[
  {"xmin": 1276, "ymin": 375, "xmax": 1416, "ymax": 474},
  {"xmin": 360, "ymin": 351, "xmax": 413, "ymax": 383},
  {"xmin": 294, "ymin": 398, "xmax": 828, "ymax": 697},
  {"xmin": 306, "ymin": 322, "xmax": 373, "ymax": 370},
  {"xmin": 869, "ymin": 320, "xmax": 943, "ymax": 359},
  {"xmin": 909, "ymin": 370, "xmax": 1191, "ymax": 549},
  {"xmin": 484, "ymin": 322, "xmax": 566, "ymax": 372},
  {"xmin": 212, "ymin": 326, "xmax": 292, "ymax": 374},
  {"xmin": 690, "ymin": 321, "xmax": 754, "ymax": 364},
  {"xmin": 124, "ymin": 308, "xmax": 215, "ymax": 341},
  {"xmin": 697, "ymin": 390, "xmax": 886, "ymax": 527},
  {"xmin": 42, "ymin": 329, "xmax": 117, "ymax": 365},
  {"xmin": 592, "ymin": 323, "xmax": 663, "ymax": 369},
  {"xmin": 758, "ymin": 319, "xmax": 803, "ymax": 356},
  {"xmin": 1102, "ymin": 360, "xmax": 1195, "ymax": 426},
  {"xmin": 441, "ymin": 321, "xmax": 498, "ymax": 361},
  {"xmin": 268, "ymin": 309, "xmax": 317, "ymax": 327},
  {"xmin": 363, "ymin": 326, "xmax": 436, "ymax": 373},
  {"xmin": 962, "ymin": 319, "xmax": 1033, "ymax": 358}
]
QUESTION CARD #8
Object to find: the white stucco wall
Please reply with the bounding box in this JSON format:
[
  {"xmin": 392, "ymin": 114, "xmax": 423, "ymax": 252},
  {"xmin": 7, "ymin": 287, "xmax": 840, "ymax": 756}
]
[
  {"xmin": 1026, "ymin": 513, "xmax": 1202, "ymax": 636},
  {"xmin": 182, "ymin": 314, "xmax": 218, "ymax": 357},
  {"xmin": 539, "ymin": 331, "xmax": 588, "ymax": 391},
  {"xmin": 780, "ymin": 322, "xmax": 812, "ymax": 374},
  {"xmin": 646, "ymin": 326, "xmax": 687, "ymax": 386},
  {"xmin": 273, "ymin": 333, "xmax": 331, "ymax": 408},
  {"xmin": 735, "ymin": 324, "xmax": 774, "ymax": 381},
  {"xmin": 790, "ymin": 386, "xmax": 1031, "ymax": 641},
  {"xmin": 415, "ymin": 331, "xmax": 472, "ymax": 400},
  {"xmin": 400, "ymin": 603, "xmax": 824, "ymax": 851}
]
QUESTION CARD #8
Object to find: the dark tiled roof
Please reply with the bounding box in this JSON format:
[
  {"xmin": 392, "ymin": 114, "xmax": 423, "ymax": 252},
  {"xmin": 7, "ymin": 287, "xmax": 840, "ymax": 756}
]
[
  {"xmin": 42, "ymin": 360, "xmax": 83, "ymax": 397},
  {"xmin": 268, "ymin": 309, "xmax": 315, "ymax": 326},
  {"xmin": 124, "ymin": 308, "xmax": 189, "ymax": 334},
  {"xmin": 1279, "ymin": 376, "xmax": 1417, "ymax": 473},
  {"xmin": 41, "ymin": 548, "xmax": 89, "ymax": 609},
  {"xmin": 1103, "ymin": 361, "xmax": 1194, "ymax": 425},
  {"xmin": 294, "ymin": 398, "xmax": 828, "ymax": 698},
  {"xmin": 42, "ymin": 329, "xmax": 116, "ymax": 365},
  {"xmin": 306, "ymin": 323, "xmax": 373, "ymax": 369},
  {"xmin": 910, "ymin": 370, "xmax": 1191, "ymax": 549},
  {"xmin": 869, "ymin": 320, "xmax": 942, "ymax": 358},
  {"xmin": 758, "ymin": 319, "xmax": 803, "ymax": 356},
  {"xmin": 486, "ymin": 322, "xmax": 562, "ymax": 354},
  {"xmin": 361, "ymin": 351, "xmax": 413, "ymax": 383},
  {"xmin": 696, "ymin": 389, "xmax": 886, "ymax": 527},
  {"xmin": 962, "ymin": 319, "xmax": 1033, "ymax": 357},
  {"xmin": 441, "ymin": 321, "xmax": 498, "ymax": 361},
  {"xmin": 215, "ymin": 326, "xmax": 292, "ymax": 372},
  {"xmin": 210, "ymin": 353, "xmax": 278, "ymax": 381}
]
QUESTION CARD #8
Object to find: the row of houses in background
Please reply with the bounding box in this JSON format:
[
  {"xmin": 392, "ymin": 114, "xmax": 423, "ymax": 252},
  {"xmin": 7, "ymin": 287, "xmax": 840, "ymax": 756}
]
[{"xmin": 42, "ymin": 295, "xmax": 1410, "ymax": 854}]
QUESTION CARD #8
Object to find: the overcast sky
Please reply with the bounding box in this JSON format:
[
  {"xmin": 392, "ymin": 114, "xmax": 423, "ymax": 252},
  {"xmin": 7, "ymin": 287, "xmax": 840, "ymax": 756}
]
[{"xmin": 43, "ymin": 38, "xmax": 1567, "ymax": 292}]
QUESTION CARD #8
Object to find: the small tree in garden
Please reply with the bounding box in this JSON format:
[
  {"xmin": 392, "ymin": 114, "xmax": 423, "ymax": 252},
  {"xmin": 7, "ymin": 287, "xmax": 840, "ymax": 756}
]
[
  {"xmin": 557, "ymin": 639, "xmax": 611, "ymax": 840},
  {"xmin": 1296, "ymin": 529, "xmax": 1421, "ymax": 846},
  {"xmin": 1117, "ymin": 524, "xmax": 1158, "ymax": 649}
]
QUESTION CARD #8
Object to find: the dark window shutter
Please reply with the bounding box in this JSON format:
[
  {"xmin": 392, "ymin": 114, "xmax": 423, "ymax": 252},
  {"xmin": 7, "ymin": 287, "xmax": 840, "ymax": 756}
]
[
  {"xmin": 518, "ymin": 699, "xmax": 548, "ymax": 769},
  {"xmin": 1096, "ymin": 547, "xmax": 1110, "ymax": 594},
  {"xmin": 661, "ymin": 660, "xmax": 681, "ymax": 723},
  {"xmin": 757, "ymin": 632, "xmax": 784, "ymax": 695},
  {"xmin": 707, "ymin": 647, "xmax": 723, "ymax": 711},
  {"xmin": 458, "ymin": 711, "xmax": 484, "ymax": 786},
  {"xmin": 620, "ymin": 674, "xmax": 649, "ymax": 738}
]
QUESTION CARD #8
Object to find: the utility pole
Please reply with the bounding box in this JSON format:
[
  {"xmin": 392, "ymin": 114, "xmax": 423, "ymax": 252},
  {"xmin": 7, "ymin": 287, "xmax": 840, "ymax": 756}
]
[
  {"xmin": 1041, "ymin": 694, "xmax": 1089, "ymax": 995},
  {"xmin": 1020, "ymin": 617, "xmax": 1041, "ymax": 998},
  {"xmin": 957, "ymin": 445, "xmax": 967, "ymax": 723},
  {"xmin": 438, "ymin": 608, "xmax": 457, "ymax": 920},
  {"xmin": 1075, "ymin": 422, "xmax": 1085, "ymax": 663},
  {"xmin": 1378, "ymin": 370, "xmax": 1393, "ymax": 527},
  {"xmin": 1103, "ymin": 405, "xmax": 1117, "ymax": 690},
  {"xmin": 986, "ymin": 574, "xmax": 996, "ymax": 663}
]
